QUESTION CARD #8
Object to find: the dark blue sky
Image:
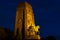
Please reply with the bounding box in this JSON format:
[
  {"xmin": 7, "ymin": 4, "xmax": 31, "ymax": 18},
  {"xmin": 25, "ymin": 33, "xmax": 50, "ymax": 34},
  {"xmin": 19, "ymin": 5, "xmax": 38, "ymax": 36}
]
[{"xmin": 0, "ymin": 0, "xmax": 60, "ymax": 39}]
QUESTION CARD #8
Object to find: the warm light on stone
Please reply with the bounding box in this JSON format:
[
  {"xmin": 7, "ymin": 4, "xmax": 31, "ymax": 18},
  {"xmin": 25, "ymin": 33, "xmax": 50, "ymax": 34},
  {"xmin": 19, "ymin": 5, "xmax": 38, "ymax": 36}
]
[{"xmin": 14, "ymin": 2, "xmax": 40, "ymax": 40}]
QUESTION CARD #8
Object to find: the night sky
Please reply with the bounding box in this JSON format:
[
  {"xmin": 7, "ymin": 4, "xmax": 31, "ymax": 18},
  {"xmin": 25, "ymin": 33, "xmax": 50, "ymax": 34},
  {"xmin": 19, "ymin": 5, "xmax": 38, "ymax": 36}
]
[{"xmin": 0, "ymin": 0, "xmax": 60, "ymax": 39}]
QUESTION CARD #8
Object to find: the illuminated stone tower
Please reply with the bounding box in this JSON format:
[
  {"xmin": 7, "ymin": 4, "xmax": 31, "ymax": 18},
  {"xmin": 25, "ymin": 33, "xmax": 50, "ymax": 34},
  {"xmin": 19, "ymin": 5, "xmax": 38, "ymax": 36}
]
[{"xmin": 14, "ymin": 2, "xmax": 40, "ymax": 40}]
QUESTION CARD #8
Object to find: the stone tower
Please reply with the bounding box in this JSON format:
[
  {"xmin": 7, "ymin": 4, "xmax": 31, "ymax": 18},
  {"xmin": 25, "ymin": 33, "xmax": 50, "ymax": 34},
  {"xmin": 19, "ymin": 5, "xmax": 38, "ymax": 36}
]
[{"xmin": 14, "ymin": 2, "xmax": 40, "ymax": 40}]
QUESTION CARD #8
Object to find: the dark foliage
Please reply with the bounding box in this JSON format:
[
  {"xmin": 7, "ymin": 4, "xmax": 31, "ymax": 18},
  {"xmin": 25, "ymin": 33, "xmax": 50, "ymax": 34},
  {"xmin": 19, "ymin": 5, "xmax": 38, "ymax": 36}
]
[
  {"xmin": 0, "ymin": 27, "xmax": 14, "ymax": 40},
  {"xmin": 41, "ymin": 38, "xmax": 45, "ymax": 40},
  {"xmin": 45, "ymin": 36, "xmax": 56, "ymax": 40},
  {"xmin": 41, "ymin": 36, "xmax": 56, "ymax": 40}
]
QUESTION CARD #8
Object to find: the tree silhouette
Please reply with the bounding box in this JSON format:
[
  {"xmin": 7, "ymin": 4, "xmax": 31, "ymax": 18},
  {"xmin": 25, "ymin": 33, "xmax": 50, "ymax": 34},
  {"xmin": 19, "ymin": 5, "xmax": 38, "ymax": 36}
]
[
  {"xmin": 46, "ymin": 36, "xmax": 56, "ymax": 40},
  {"xmin": 41, "ymin": 37, "xmax": 45, "ymax": 40}
]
